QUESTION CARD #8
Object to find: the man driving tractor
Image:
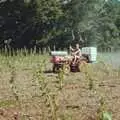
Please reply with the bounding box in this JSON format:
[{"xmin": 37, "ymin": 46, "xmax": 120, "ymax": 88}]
[{"xmin": 69, "ymin": 43, "xmax": 82, "ymax": 64}]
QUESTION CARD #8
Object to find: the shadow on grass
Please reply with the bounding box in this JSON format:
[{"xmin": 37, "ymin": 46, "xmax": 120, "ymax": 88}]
[{"xmin": 44, "ymin": 70, "xmax": 53, "ymax": 73}]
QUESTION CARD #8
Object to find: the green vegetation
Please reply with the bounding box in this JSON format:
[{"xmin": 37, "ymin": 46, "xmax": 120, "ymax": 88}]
[
  {"xmin": 0, "ymin": 0, "xmax": 120, "ymax": 50},
  {"xmin": 0, "ymin": 0, "xmax": 120, "ymax": 119}
]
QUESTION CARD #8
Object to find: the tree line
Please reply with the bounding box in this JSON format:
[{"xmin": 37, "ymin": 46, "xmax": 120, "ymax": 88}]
[{"xmin": 0, "ymin": 0, "xmax": 120, "ymax": 52}]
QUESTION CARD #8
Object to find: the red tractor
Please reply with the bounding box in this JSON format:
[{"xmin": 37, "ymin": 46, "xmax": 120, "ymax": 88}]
[{"xmin": 50, "ymin": 51, "xmax": 89, "ymax": 73}]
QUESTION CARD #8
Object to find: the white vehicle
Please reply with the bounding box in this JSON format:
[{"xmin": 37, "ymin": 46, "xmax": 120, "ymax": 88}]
[{"xmin": 81, "ymin": 47, "xmax": 97, "ymax": 63}]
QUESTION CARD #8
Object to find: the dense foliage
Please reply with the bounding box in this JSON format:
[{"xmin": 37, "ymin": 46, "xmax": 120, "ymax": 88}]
[{"xmin": 0, "ymin": 0, "xmax": 120, "ymax": 51}]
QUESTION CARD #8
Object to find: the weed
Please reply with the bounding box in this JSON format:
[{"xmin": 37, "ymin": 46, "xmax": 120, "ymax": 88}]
[
  {"xmin": 57, "ymin": 68, "xmax": 64, "ymax": 90},
  {"xmin": 34, "ymin": 63, "xmax": 59, "ymax": 120},
  {"xmin": 47, "ymin": 93, "xmax": 58, "ymax": 120},
  {"xmin": 80, "ymin": 63, "xmax": 95, "ymax": 90},
  {"xmin": 0, "ymin": 100, "xmax": 17, "ymax": 108},
  {"xmin": 8, "ymin": 63, "xmax": 19, "ymax": 102},
  {"xmin": 97, "ymin": 96, "xmax": 112, "ymax": 120}
]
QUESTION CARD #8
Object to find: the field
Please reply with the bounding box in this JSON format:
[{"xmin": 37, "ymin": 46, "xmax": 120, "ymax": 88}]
[
  {"xmin": 0, "ymin": 52, "xmax": 120, "ymax": 120},
  {"xmin": 98, "ymin": 52, "xmax": 120, "ymax": 69}
]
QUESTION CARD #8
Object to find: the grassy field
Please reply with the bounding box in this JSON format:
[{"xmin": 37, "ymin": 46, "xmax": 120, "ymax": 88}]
[
  {"xmin": 98, "ymin": 52, "xmax": 120, "ymax": 69},
  {"xmin": 0, "ymin": 52, "xmax": 120, "ymax": 120}
]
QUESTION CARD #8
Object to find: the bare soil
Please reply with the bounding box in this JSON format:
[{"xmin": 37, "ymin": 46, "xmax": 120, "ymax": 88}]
[{"xmin": 0, "ymin": 62, "xmax": 120, "ymax": 120}]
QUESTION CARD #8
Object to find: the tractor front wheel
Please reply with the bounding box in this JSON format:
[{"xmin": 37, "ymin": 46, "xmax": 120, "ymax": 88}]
[
  {"xmin": 53, "ymin": 64, "xmax": 63, "ymax": 73},
  {"xmin": 53, "ymin": 64, "xmax": 59, "ymax": 73}
]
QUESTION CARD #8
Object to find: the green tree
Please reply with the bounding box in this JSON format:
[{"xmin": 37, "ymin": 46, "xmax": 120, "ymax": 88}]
[
  {"xmin": 61, "ymin": 0, "xmax": 120, "ymax": 49},
  {"xmin": 0, "ymin": 0, "xmax": 63, "ymax": 50}
]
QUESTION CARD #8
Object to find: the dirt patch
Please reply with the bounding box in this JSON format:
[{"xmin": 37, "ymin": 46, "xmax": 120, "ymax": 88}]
[{"xmin": 0, "ymin": 62, "xmax": 120, "ymax": 120}]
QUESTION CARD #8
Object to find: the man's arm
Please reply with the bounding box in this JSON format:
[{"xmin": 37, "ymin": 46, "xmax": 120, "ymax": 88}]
[
  {"xmin": 69, "ymin": 45, "xmax": 74, "ymax": 52},
  {"xmin": 74, "ymin": 49, "xmax": 82, "ymax": 56}
]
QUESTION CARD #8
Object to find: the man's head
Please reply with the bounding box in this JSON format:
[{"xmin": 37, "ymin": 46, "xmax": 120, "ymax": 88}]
[{"xmin": 76, "ymin": 43, "xmax": 79, "ymax": 49}]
